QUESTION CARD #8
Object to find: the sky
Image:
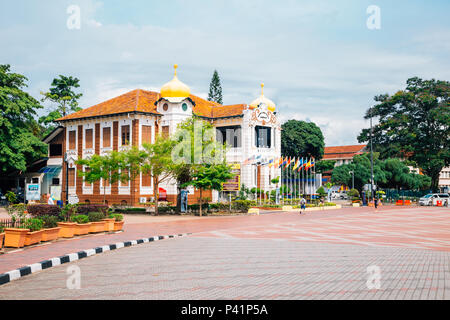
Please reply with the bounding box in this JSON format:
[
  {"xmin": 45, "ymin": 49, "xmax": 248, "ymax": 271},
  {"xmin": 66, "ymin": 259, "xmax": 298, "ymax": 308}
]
[{"xmin": 1, "ymin": 0, "xmax": 449, "ymax": 146}]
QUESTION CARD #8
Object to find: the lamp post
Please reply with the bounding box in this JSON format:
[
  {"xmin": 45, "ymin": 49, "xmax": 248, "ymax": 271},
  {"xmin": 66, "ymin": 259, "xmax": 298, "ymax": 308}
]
[
  {"xmin": 349, "ymin": 171, "xmax": 354, "ymax": 190},
  {"xmin": 64, "ymin": 152, "xmax": 69, "ymax": 205},
  {"xmin": 370, "ymin": 108, "xmax": 375, "ymax": 206}
]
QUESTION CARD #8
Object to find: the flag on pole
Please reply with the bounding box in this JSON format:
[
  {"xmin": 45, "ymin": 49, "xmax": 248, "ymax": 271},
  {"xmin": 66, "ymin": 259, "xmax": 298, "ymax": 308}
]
[
  {"xmin": 280, "ymin": 156, "xmax": 287, "ymax": 168},
  {"xmin": 297, "ymin": 158, "xmax": 306, "ymax": 171},
  {"xmin": 292, "ymin": 158, "xmax": 300, "ymax": 171},
  {"xmin": 284, "ymin": 157, "xmax": 292, "ymax": 169}
]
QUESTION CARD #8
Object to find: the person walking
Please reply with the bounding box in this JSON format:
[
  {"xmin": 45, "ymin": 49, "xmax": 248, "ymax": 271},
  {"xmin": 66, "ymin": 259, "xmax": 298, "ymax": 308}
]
[
  {"xmin": 374, "ymin": 195, "xmax": 378, "ymax": 211},
  {"xmin": 300, "ymin": 197, "xmax": 306, "ymax": 214}
]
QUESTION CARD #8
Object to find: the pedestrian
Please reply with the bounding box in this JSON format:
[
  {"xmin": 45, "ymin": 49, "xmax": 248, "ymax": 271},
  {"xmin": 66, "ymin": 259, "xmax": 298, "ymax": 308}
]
[
  {"xmin": 374, "ymin": 196, "xmax": 378, "ymax": 210},
  {"xmin": 300, "ymin": 197, "xmax": 306, "ymax": 214}
]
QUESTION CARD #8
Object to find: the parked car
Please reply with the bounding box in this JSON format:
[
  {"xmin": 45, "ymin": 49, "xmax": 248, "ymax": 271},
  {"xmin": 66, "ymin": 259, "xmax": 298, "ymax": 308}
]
[
  {"xmin": 419, "ymin": 193, "xmax": 449, "ymax": 206},
  {"xmin": 331, "ymin": 191, "xmax": 348, "ymax": 200}
]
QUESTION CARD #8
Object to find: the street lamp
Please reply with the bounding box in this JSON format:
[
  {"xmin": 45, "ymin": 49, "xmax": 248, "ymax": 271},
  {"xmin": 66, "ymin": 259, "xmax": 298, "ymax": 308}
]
[
  {"xmin": 370, "ymin": 107, "xmax": 375, "ymax": 205},
  {"xmin": 349, "ymin": 171, "xmax": 354, "ymax": 190}
]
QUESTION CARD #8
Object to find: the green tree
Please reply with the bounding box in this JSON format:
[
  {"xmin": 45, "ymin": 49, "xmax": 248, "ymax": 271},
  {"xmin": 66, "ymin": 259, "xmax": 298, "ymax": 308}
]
[
  {"xmin": 76, "ymin": 151, "xmax": 129, "ymax": 204},
  {"xmin": 281, "ymin": 120, "xmax": 324, "ymax": 159},
  {"xmin": 331, "ymin": 154, "xmax": 387, "ymax": 192},
  {"xmin": 185, "ymin": 163, "xmax": 233, "ymax": 216},
  {"xmin": 40, "ymin": 75, "xmax": 83, "ymax": 135},
  {"xmin": 207, "ymin": 70, "xmax": 223, "ymax": 104},
  {"xmin": 171, "ymin": 117, "xmax": 227, "ymax": 212},
  {"xmin": 0, "ymin": 64, "xmax": 47, "ymax": 174},
  {"xmin": 315, "ymin": 160, "xmax": 336, "ymax": 174},
  {"xmin": 380, "ymin": 158, "xmax": 431, "ymax": 190},
  {"xmin": 358, "ymin": 77, "xmax": 450, "ymax": 191},
  {"xmin": 141, "ymin": 136, "xmax": 177, "ymax": 215}
]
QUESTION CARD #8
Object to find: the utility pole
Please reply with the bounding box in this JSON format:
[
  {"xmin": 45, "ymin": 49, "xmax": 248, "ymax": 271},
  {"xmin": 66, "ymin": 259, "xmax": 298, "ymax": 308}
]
[
  {"xmin": 349, "ymin": 171, "xmax": 354, "ymax": 190},
  {"xmin": 370, "ymin": 108, "xmax": 375, "ymax": 205}
]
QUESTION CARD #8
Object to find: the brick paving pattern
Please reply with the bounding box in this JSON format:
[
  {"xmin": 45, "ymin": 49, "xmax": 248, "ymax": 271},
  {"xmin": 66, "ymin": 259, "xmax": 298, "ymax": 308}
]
[{"xmin": 0, "ymin": 206, "xmax": 449, "ymax": 299}]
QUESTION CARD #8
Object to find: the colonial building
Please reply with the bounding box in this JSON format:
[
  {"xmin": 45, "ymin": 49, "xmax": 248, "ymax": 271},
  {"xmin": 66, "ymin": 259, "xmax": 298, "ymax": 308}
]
[
  {"xmin": 322, "ymin": 145, "xmax": 368, "ymax": 166},
  {"xmin": 38, "ymin": 65, "xmax": 281, "ymax": 206}
]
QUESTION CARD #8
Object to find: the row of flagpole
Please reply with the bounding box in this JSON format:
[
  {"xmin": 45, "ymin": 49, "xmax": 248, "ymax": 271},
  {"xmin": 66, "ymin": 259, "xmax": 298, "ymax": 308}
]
[{"xmin": 242, "ymin": 155, "xmax": 317, "ymax": 204}]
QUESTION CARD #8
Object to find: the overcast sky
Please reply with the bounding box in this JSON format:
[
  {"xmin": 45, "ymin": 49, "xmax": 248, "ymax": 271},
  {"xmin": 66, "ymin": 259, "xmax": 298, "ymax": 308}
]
[{"xmin": 1, "ymin": 0, "xmax": 449, "ymax": 146}]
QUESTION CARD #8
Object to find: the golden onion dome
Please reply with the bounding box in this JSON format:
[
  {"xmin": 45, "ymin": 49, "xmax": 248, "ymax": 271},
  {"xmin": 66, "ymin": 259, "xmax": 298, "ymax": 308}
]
[
  {"xmin": 249, "ymin": 83, "xmax": 276, "ymax": 112},
  {"xmin": 160, "ymin": 64, "xmax": 190, "ymax": 101}
]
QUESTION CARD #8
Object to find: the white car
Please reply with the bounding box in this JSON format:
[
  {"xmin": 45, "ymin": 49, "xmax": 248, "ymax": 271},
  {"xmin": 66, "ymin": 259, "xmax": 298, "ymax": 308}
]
[{"xmin": 419, "ymin": 193, "xmax": 449, "ymax": 206}]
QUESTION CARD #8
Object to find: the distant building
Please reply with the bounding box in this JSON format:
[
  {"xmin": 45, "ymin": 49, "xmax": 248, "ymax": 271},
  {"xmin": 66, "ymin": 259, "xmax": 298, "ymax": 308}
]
[
  {"xmin": 27, "ymin": 65, "xmax": 281, "ymax": 206},
  {"xmin": 439, "ymin": 167, "xmax": 450, "ymax": 193},
  {"xmin": 322, "ymin": 145, "xmax": 367, "ymax": 166}
]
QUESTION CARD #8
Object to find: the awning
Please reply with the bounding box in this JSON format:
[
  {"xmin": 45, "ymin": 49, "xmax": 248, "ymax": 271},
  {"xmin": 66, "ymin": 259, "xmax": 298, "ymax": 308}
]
[{"xmin": 38, "ymin": 166, "xmax": 61, "ymax": 175}]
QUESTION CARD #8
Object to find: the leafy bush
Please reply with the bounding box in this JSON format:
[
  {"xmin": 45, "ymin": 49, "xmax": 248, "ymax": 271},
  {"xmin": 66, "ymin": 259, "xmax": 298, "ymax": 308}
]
[
  {"xmin": 88, "ymin": 211, "xmax": 105, "ymax": 222},
  {"xmin": 76, "ymin": 204, "xmax": 109, "ymax": 215},
  {"xmin": 109, "ymin": 214, "xmax": 123, "ymax": 221},
  {"xmin": 60, "ymin": 204, "xmax": 77, "ymax": 222},
  {"xmin": 232, "ymin": 200, "xmax": 253, "ymax": 212},
  {"xmin": 0, "ymin": 224, "xmax": 4, "ymax": 233},
  {"xmin": 7, "ymin": 204, "xmax": 27, "ymax": 225},
  {"xmin": 158, "ymin": 206, "xmax": 177, "ymax": 214},
  {"xmin": 23, "ymin": 218, "xmax": 44, "ymax": 232},
  {"xmin": 348, "ymin": 188, "xmax": 360, "ymax": 200},
  {"xmin": 72, "ymin": 214, "xmax": 89, "ymax": 224},
  {"xmin": 41, "ymin": 215, "xmax": 59, "ymax": 228},
  {"xmin": 27, "ymin": 204, "xmax": 61, "ymax": 217},
  {"xmin": 5, "ymin": 191, "xmax": 17, "ymax": 204}
]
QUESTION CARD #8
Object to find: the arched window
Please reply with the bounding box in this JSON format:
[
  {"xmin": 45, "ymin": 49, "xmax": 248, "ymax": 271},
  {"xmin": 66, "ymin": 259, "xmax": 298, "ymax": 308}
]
[{"xmin": 163, "ymin": 103, "xmax": 169, "ymax": 111}]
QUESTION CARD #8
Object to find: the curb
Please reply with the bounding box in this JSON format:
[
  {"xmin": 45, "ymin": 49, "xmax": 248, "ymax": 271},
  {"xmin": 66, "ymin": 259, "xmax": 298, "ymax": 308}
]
[{"xmin": 0, "ymin": 233, "xmax": 191, "ymax": 286}]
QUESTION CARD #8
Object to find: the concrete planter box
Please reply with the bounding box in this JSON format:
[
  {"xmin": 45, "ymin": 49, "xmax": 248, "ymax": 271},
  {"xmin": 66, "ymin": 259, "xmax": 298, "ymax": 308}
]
[
  {"xmin": 41, "ymin": 227, "xmax": 61, "ymax": 242},
  {"xmin": 102, "ymin": 218, "xmax": 115, "ymax": 232},
  {"xmin": 57, "ymin": 222, "xmax": 76, "ymax": 238},
  {"xmin": 89, "ymin": 221, "xmax": 106, "ymax": 233},
  {"xmin": 74, "ymin": 223, "xmax": 91, "ymax": 236},
  {"xmin": 24, "ymin": 230, "xmax": 44, "ymax": 246},
  {"xmin": 352, "ymin": 203, "xmax": 360, "ymax": 207},
  {"xmin": 4, "ymin": 228, "xmax": 29, "ymax": 248},
  {"xmin": 0, "ymin": 233, "xmax": 4, "ymax": 249},
  {"xmin": 248, "ymin": 208, "xmax": 260, "ymax": 215},
  {"xmin": 113, "ymin": 221, "xmax": 124, "ymax": 231}
]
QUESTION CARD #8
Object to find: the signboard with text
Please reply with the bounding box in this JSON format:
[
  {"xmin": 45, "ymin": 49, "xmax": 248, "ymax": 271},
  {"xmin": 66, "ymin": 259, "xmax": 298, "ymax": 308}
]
[{"xmin": 222, "ymin": 163, "xmax": 241, "ymax": 191}]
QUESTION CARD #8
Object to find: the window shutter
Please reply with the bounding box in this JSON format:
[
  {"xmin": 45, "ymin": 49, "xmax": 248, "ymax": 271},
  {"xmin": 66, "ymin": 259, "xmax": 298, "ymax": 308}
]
[{"xmin": 103, "ymin": 127, "xmax": 111, "ymax": 148}]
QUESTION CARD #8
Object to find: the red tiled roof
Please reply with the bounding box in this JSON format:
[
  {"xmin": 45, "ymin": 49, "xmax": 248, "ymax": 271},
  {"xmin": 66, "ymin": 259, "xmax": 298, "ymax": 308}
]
[
  {"xmin": 323, "ymin": 144, "xmax": 367, "ymax": 160},
  {"xmin": 57, "ymin": 89, "xmax": 246, "ymax": 121}
]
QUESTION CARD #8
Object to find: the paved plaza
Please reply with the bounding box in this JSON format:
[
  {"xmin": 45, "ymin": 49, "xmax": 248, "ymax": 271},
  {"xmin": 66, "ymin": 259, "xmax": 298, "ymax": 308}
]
[{"xmin": 0, "ymin": 206, "xmax": 449, "ymax": 299}]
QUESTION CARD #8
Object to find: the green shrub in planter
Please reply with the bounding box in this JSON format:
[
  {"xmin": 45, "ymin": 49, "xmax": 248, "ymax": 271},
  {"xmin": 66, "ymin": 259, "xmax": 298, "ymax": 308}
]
[
  {"xmin": 88, "ymin": 211, "xmax": 105, "ymax": 222},
  {"xmin": 109, "ymin": 214, "xmax": 123, "ymax": 221},
  {"xmin": 76, "ymin": 204, "xmax": 109, "ymax": 215},
  {"xmin": 0, "ymin": 224, "xmax": 4, "ymax": 233},
  {"xmin": 23, "ymin": 218, "xmax": 44, "ymax": 231},
  {"xmin": 41, "ymin": 215, "xmax": 59, "ymax": 228},
  {"xmin": 27, "ymin": 204, "xmax": 61, "ymax": 217},
  {"xmin": 72, "ymin": 214, "xmax": 90, "ymax": 224}
]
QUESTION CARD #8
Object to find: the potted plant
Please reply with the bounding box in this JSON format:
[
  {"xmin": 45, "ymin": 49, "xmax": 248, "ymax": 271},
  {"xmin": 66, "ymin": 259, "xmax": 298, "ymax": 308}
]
[
  {"xmin": 4, "ymin": 204, "xmax": 29, "ymax": 248},
  {"xmin": 110, "ymin": 214, "xmax": 124, "ymax": 231},
  {"xmin": 40, "ymin": 215, "xmax": 61, "ymax": 241},
  {"xmin": 57, "ymin": 204, "xmax": 77, "ymax": 238},
  {"xmin": 0, "ymin": 225, "xmax": 5, "ymax": 250},
  {"xmin": 72, "ymin": 215, "xmax": 91, "ymax": 235},
  {"xmin": 102, "ymin": 215, "xmax": 115, "ymax": 232},
  {"xmin": 23, "ymin": 218, "xmax": 44, "ymax": 246},
  {"xmin": 88, "ymin": 211, "xmax": 106, "ymax": 233}
]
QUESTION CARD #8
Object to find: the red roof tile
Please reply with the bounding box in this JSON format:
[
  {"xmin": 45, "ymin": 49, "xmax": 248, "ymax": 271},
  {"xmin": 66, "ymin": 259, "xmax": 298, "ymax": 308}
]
[
  {"xmin": 323, "ymin": 145, "xmax": 367, "ymax": 160},
  {"xmin": 57, "ymin": 89, "xmax": 246, "ymax": 121}
]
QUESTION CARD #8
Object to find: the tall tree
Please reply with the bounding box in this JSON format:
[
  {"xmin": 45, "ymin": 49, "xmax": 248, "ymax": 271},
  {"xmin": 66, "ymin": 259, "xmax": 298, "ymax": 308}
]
[
  {"xmin": 207, "ymin": 70, "xmax": 223, "ymax": 104},
  {"xmin": 281, "ymin": 120, "xmax": 325, "ymax": 159},
  {"xmin": 0, "ymin": 64, "xmax": 47, "ymax": 173},
  {"xmin": 185, "ymin": 163, "xmax": 233, "ymax": 216},
  {"xmin": 171, "ymin": 116, "xmax": 228, "ymax": 212},
  {"xmin": 315, "ymin": 160, "xmax": 336, "ymax": 174},
  {"xmin": 141, "ymin": 136, "xmax": 177, "ymax": 215},
  {"xmin": 358, "ymin": 77, "xmax": 450, "ymax": 191},
  {"xmin": 76, "ymin": 151, "xmax": 129, "ymax": 204},
  {"xmin": 40, "ymin": 75, "xmax": 83, "ymax": 134}
]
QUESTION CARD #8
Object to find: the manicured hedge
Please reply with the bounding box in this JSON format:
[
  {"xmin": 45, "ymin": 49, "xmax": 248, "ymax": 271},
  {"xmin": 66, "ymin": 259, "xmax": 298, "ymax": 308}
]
[
  {"xmin": 76, "ymin": 204, "xmax": 109, "ymax": 215},
  {"xmin": 27, "ymin": 204, "xmax": 61, "ymax": 217}
]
